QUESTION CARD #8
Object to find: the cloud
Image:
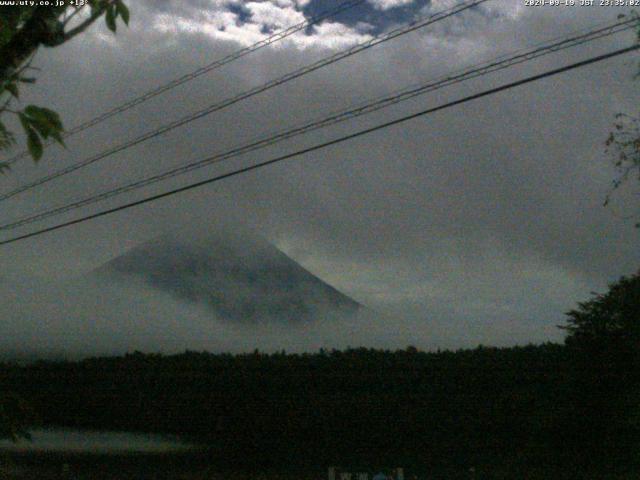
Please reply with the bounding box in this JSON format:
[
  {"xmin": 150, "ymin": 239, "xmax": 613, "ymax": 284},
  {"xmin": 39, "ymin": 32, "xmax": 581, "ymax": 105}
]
[
  {"xmin": 150, "ymin": 0, "xmax": 372, "ymax": 50},
  {"xmin": 368, "ymin": 0, "xmax": 414, "ymax": 11},
  {"xmin": 246, "ymin": 0, "xmax": 306, "ymax": 29},
  {"xmin": 0, "ymin": 0, "xmax": 638, "ymax": 356},
  {"xmin": 0, "ymin": 270, "xmax": 559, "ymax": 360}
]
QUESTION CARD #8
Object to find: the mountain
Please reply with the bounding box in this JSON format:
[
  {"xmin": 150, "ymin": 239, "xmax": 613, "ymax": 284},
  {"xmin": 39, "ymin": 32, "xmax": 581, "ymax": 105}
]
[{"xmin": 92, "ymin": 225, "xmax": 360, "ymax": 324}]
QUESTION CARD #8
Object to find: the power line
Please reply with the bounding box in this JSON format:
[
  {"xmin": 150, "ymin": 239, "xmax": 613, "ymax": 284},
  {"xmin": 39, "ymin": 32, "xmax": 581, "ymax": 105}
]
[
  {"xmin": 0, "ymin": 0, "xmax": 488, "ymax": 202},
  {"xmin": 1, "ymin": 43, "xmax": 637, "ymax": 247},
  {"xmin": 1, "ymin": 0, "xmax": 367, "ymax": 166},
  {"xmin": 2, "ymin": 17, "xmax": 636, "ymax": 230}
]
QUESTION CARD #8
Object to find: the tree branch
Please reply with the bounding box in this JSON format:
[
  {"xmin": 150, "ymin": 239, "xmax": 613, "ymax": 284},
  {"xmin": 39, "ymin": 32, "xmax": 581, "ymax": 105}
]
[
  {"xmin": 63, "ymin": 2, "xmax": 114, "ymax": 42},
  {"xmin": 62, "ymin": 5, "xmax": 84, "ymax": 28},
  {"xmin": 0, "ymin": 7, "xmax": 65, "ymax": 80}
]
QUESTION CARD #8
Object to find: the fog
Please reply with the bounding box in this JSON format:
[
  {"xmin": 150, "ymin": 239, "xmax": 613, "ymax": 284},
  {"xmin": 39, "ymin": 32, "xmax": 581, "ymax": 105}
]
[{"xmin": 0, "ymin": 261, "xmax": 563, "ymax": 361}]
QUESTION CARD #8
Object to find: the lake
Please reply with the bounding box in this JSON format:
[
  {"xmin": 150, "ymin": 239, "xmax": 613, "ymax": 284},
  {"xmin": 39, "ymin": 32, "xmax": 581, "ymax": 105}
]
[{"xmin": 0, "ymin": 428, "xmax": 195, "ymax": 454}]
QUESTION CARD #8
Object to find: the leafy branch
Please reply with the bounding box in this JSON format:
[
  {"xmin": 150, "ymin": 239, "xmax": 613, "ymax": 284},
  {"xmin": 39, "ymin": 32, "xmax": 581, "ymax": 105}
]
[
  {"xmin": 603, "ymin": 12, "xmax": 640, "ymax": 226},
  {"xmin": 0, "ymin": 0, "xmax": 129, "ymax": 166}
]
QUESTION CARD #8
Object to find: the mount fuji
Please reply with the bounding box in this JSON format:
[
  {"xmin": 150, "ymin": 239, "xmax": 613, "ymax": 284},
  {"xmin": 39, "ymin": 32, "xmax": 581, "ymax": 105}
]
[{"xmin": 92, "ymin": 224, "xmax": 360, "ymax": 324}]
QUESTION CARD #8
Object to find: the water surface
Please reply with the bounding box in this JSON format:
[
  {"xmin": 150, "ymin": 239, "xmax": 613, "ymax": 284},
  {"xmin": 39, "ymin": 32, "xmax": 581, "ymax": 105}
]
[{"xmin": 0, "ymin": 428, "xmax": 194, "ymax": 454}]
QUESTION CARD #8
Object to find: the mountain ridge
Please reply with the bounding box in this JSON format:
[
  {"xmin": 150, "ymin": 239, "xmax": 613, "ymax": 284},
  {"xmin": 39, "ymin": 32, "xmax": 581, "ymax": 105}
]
[{"xmin": 92, "ymin": 226, "xmax": 360, "ymax": 324}]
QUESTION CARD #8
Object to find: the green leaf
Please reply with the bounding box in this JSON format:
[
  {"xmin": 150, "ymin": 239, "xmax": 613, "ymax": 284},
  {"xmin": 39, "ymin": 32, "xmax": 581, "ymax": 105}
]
[
  {"xmin": 40, "ymin": 107, "xmax": 64, "ymax": 130},
  {"xmin": 40, "ymin": 17, "xmax": 65, "ymax": 47},
  {"xmin": 49, "ymin": 128, "xmax": 66, "ymax": 148},
  {"xmin": 116, "ymin": 0, "xmax": 130, "ymax": 25},
  {"xmin": 105, "ymin": 5, "xmax": 117, "ymax": 32},
  {"xmin": 47, "ymin": 113, "xmax": 63, "ymax": 132},
  {"xmin": 24, "ymin": 105, "xmax": 64, "ymax": 131},
  {"xmin": 28, "ymin": 119, "xmax": 52, "ymax": 140},
  {"xmin": 0, "ymin": 120, "xmax": 15, "ymax": 150},
  {"xmin": 18, "ymin": 107, "xmax": 65, "ymax": 154},
  {"xmin": 88, "ymin": 0, "xmax": 105, "ymax": 17},
  {"xmin": 17, "ymin": 106, "xmax": 66, "ymax": 153},
  {"xmin": 22, "ymin": 112, "xmax": 52, "ymax": 140},
  {"xmin": 25, "ymin": 126, "xmax": 43, "ymax": 162},
  {"xmin": 17, "ymin": 112, "xmax": 30, "ymax": 132}
]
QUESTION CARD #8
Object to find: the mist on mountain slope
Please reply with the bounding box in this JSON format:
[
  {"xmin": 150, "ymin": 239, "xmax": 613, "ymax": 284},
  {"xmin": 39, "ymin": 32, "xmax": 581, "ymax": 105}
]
[
  {"xmin": 0, "ymin": 221, "xmax": 372, "ymax": 359},
  {"xmin": 92, "ymin": 225, "xmax": 360, "ymax": 324},
  {"xmin": 0, "ymin": 272, "xmax": 392, "ymax": 359},
  {"xmin": 0, "ymin": 271, "xmax": 558, "ymax": 360}
]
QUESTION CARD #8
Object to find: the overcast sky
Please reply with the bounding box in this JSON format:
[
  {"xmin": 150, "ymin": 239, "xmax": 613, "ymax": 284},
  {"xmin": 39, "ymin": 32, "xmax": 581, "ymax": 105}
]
[{"xmin": 0, "ymin": 0, "xmax": 639, "ymax": 355}]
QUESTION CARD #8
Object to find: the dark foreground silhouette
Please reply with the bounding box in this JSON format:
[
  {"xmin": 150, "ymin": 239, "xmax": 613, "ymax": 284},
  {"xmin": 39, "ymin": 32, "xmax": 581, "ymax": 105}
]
[{"xmin": 0, "ymin": 342, "xmax": 637, "ymax": 479}]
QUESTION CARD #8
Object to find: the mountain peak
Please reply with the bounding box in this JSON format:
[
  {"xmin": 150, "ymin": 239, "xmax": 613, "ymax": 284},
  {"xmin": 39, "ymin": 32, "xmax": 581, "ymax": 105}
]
[{"xmin": 93, "ymin": 225, "xmax": 360, "ymax": 324}]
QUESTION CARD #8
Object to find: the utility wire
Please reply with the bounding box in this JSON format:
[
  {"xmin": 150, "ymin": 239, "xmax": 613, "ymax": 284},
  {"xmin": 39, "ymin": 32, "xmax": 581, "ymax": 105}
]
[
  {"xmin": 1, "ymin": 0, "xmax": 367, "ymax": 166},
  {"xmin": 2, "ymin": 17, "xmax": 636, "ymax": 229},
  {"xmin": 1, "ymin": 43, "xmax": 637, "ymax": 247},
  {"xmin": 0, "ymin": 0, "xmax": 488, "ymax": 202}
]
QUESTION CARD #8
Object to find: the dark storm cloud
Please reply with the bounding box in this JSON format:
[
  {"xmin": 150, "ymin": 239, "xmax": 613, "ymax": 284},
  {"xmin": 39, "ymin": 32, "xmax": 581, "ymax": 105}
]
[{"xmin": 0, "ymin": 0, "xmax": 638, "ymax": 354}]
